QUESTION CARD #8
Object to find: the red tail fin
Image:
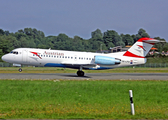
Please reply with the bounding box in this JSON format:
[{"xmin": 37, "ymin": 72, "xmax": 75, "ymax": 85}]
[{"xmin": 123, "ymin": 38, "xmax": 159, "ymax": 58}]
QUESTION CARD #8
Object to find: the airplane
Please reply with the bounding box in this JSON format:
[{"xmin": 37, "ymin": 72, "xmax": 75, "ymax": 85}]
[{"xmin": 1, "ymin": 37, "xmax": 159, "ymax": 76}]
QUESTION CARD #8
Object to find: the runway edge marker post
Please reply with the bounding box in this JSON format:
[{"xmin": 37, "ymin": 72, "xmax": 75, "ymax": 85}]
[{"xmin": 129, "ymin": 90, "xmax": 135, "ymax": 115}]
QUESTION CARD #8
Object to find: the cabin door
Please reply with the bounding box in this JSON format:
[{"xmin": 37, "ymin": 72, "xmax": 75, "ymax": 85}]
[{"xmin": 22, "ymin": 50, "xmax": 28, "ymax": 62}]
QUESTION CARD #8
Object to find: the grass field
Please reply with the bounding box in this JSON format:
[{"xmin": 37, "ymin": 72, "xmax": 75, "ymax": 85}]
[
  {"xmin": 0, "ymin": 80, "xmax": 167, "ymax": 119},
  {"xmin": 1, "ymin": 67, "xmax": 168, "ymax": 73}
]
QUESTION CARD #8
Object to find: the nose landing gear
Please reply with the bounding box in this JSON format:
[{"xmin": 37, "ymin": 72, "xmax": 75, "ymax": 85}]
[{"xmin": 18, "ymin": 68, "xmax": 22, "ymax": 72}]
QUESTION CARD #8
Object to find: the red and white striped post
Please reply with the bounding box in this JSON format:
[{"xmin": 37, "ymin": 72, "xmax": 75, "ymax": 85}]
[{"xmin": 129, "ymin": 90, "xmax": 135, "ymax": 115}]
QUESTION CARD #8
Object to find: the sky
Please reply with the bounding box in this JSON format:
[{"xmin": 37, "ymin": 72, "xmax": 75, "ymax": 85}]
[{"xmin": 1, "ymin": 0, "xmax": 168, "ymax": 41}]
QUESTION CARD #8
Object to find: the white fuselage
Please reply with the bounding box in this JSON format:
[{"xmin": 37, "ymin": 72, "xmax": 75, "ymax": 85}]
[{"xmin": 2, "ymin": 48, "xmax": 146, "ymax": 70}]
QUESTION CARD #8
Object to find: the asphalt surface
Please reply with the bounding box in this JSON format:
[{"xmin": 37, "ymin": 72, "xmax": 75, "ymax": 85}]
[{"xmin": 0, "ymin": 73, "xmax": 168, "ymax": 80}]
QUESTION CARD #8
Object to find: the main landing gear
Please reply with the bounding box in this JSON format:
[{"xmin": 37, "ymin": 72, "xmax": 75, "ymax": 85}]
[
  {"xmin": 77, "ymin": 66, "xmax": 85, "ymax": 76},
  {"xmin": 77, "ymin": 70, "xmax": 84, "ymax": 76}
]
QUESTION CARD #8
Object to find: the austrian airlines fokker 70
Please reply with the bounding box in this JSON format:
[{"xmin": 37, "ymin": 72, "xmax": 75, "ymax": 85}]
[{"xmin": 2, "ymin": 38, "xmax": 159, "ymax": 76}]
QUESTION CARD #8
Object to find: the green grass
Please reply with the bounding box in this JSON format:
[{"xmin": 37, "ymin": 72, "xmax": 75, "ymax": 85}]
[
  {"xmin": 1, "ymin": 67, "xmax": 168, "ymax": 73},
  {"xmin": 0, "ymin": 80, "xmax": 167, "ymax": 119}
]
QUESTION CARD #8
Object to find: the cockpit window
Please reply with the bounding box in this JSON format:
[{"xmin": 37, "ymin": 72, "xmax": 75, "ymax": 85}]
[
  {"xmin": 10, "ymin": 51, "xmax": 18, "ymax": 54},
  {"xmin": 13, "ymin": 51, "xmax": 18, "ymax": 54}
]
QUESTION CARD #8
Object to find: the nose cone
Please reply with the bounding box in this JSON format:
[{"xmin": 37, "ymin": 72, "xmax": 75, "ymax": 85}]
[
  {"xmin": 1, "ymin": 55, "xmax": 5, "ymax": 61},
  {"xmin": 1, "ymin": 54, "xmax": 9, "ymax": 62}
]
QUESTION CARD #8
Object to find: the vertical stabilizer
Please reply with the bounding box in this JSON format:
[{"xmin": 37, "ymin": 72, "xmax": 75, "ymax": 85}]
[{"xmin": 123, "ymin": 38, "xmax": 159, "ymax": 58}]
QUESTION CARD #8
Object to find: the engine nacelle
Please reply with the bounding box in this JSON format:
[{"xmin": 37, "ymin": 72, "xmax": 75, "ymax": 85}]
[{"xmin": 95, "ymin": 56, "xmax": 121, "ymax": 65}]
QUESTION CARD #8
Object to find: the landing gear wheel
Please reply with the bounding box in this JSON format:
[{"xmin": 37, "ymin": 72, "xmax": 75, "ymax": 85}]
[
  {"xmin": 77, "ymin": 71, "xmax": 84, "ymax": 76},
  {"xmin": 19, "ymin": 68, "xmax": 22, "ymax": 72}
]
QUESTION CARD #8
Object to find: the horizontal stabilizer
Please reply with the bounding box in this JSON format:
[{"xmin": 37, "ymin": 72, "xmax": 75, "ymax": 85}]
[{"xmin": 142, "ymin": 39, "xmax": 160, "ymax": 44}]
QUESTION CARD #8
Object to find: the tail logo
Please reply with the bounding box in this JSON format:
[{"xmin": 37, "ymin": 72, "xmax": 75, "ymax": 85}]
[{"xmin": 137, "ymin": 45, "xmax": 146, "ymax": 51}]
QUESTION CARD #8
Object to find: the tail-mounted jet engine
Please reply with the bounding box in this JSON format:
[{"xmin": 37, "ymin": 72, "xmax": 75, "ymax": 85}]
[{"xmin": 95, "ymin": 56, "xmax": 121, "ymax": 65}]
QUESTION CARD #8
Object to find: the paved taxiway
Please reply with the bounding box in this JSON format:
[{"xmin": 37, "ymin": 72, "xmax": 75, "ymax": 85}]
[{"xmin": 0, "ymin": 73, "xmax": 168, "ymax": 80}]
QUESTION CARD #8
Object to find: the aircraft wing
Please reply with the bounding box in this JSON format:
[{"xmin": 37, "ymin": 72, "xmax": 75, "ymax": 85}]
[
  {"xmin": 61, "ymin": 61, "xmax": 96, "ymax": 66},
  {"xmin": 61, "ymin": 61, "xmax": 95, "ymax": 67}
]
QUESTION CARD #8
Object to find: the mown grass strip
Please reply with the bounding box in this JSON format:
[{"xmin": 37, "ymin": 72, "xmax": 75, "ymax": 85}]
[{"xmin": 0, "ymin": 80, "xmax": 167, "ymax": 119}]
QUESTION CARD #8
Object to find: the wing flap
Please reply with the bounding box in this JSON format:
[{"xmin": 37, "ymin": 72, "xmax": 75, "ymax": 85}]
[{"xmin": 61, "ymin": 61, "xmax": 95, "ymax": 66}]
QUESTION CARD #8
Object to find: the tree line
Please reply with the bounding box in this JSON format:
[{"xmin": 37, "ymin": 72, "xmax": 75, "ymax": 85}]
[{"xmin": 0, "ymin": 28, "xmax": 167, "ymax": 61}]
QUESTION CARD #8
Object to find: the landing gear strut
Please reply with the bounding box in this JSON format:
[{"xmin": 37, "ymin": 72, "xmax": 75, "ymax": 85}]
[
  {"xmin": 18, "ymin": 68, "xmax": 22, "ymax": 72},
  {"xmin": 77, "ymin": 71, "xmax": 84, "ymax": 76}
]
